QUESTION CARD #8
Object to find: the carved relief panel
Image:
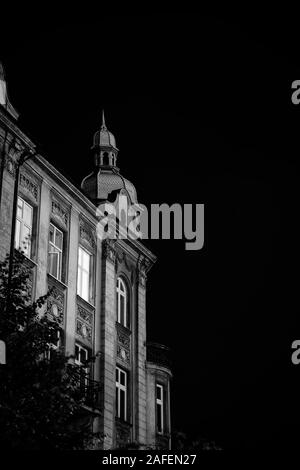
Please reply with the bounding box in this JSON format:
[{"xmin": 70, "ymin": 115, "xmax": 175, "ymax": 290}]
[
  {"xmin": 116, "ymin": 324, "xmax": 131, "ymax": 366},
  {"xmin": 47, "ymin": 285, "xmax": 65, "ymax": 326},
  {"xmin": 76, "ymin": 301, "xmax": 94, "ymax": 346}
]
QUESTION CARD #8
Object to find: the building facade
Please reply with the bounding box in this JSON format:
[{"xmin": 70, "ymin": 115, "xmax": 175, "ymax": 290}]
[{"xmin": 0, "ymin": 63, "xmax": 172, "ymax": 450}]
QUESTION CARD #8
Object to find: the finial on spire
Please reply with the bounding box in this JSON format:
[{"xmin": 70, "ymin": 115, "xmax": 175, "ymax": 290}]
[{"xmin": 101, "ymin": 109, "xmax": 107, "ymax": 130}]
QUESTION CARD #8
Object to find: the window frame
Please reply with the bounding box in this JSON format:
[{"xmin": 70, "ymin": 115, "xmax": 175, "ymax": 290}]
[
  {"xmin": 75, "ymin": 342, "xmax": 90, "ymax": 388},
  {"xmin": 116, "ymin": 366, "xmax": 128, "ymax": 422},
  {"xmin": 156, "ymin": 383, "xmax": 164, "ymax": 435},
  {"xmin": 15, "ymin": 196, "xmax": 33, "ymax": 258},
  {"xmin": 45, "ymin": 327, "xmax": 62, "ymax": 361},
  {"xmin": 116, "ymin": 277, "xmax": 129, "ymax": 328},
  {"xmin": 48, "ymin": 223, "xmax": 64, "ymax": 281},
  {"xmin": 77, "ymin": 246, "xmax": 92, "ymax": 303}
]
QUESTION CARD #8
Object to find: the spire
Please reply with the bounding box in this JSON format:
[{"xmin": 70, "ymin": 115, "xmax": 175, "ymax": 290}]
[{"xmin": 101, "ymin": 109, "xmax": 107, "ymax": 130}]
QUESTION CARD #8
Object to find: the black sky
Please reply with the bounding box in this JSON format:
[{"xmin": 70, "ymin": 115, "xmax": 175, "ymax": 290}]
[{"xmin": 1, "ymin": 14, "xmax": 300, "ymax": 450}]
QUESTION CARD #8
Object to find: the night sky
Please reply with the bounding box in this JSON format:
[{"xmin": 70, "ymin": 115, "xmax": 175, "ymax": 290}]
[{"xmin": 1, "ymin": 15, "xmax": 300, "ymax": 450}]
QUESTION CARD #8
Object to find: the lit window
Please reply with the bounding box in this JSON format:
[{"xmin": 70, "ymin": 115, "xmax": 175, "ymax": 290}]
[
  {"xmin": 77, "ymin": 247, "xmax": 91, "ymax": 302},
  {"xmin": 48, "ymin": 223, "xmax": 63, "ymax": 280},
  {"xmin": 156, "ymin": 384, "xmax": 164, "ymax": 434},
  {"xmin": 116, "ymin": 277, "xmax": 129, "ymax": 328},
  {"xmin": 116, "ymin": 367, "xmax": 127, "ymax": 421},
  {"xmin": 15, "ymin": 196, "xmax": 33, "ymax": 257}
]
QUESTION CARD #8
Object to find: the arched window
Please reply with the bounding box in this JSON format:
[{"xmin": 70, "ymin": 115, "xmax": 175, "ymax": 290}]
[{"xmin": 116, "ymin": 277, "xmax": 129, "ymax": 328}]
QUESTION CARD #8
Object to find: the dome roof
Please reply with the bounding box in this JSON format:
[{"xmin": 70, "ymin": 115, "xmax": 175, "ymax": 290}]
[
  {"xmin": 81, "ymin": 169, "xmax": 137, "ymax": 204},
  {"xmin": 81, "ymin": 111, "xmax": 137, "ymax": 204},
  {"xmin": 93, "ymin": 128, "xmax": 118, "ymax": 150},
  {"xmin": 92, "ymin": 110, "xmax": 118, "ymax": 150}
]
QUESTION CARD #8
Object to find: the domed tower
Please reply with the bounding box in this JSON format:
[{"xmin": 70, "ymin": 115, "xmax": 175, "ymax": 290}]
[{"xmin": 81, "ymin": 112, "xmax": 137, "ymax": 204}]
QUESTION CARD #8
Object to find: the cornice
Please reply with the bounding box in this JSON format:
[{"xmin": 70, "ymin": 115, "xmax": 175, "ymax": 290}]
[{"xmin": 0, "ymin": 108, "xmax": 35, "ymax": 150}]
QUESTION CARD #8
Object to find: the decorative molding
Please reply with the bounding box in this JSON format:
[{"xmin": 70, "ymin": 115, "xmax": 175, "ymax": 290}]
[
  {"xmin": 115, "ymin": 420, "xmax": 131, "ymax": 447},
  {"xmin": 76, "ymin": 318, "xmax": 92, "ymax": 342},
  {"xmin": 117, "ymin": 329, "xmax": 130, "ymax": 349},
  {"xmin": 47, "ymin": 286, "xmax": 64, "ymax": 325},
  {"xmin": 79, "ymin": 221, "xmax": 96, "ymax": 250},
  {"xmin": 117, "ymin": 345, "xmax": 130, "ymax": 364},
  {"xmin": 51, "ymin": 199, "xmax": 69, "ymax": 227},
  {"xmin": 138, "ymin": 271, "xmax": 147, "ymax": 287},
  {"xmin": 76, "ymin": 302, "xmax": 94, "ymax": 344},
  {"xmin": 102, "ymin": 239, "xmax": 116, "ymax": 262},
  {"xmin": 3, "ymin": 140, "xmax": 32, "ymax": 178},
  {"xmin": 4, "ymin": 156, "xmax": 15, "ymax": 176},
  {"xmin": 77, "ymin": 303, "xmax": 93, "ymax": 326},
  {"xmin": 137, "ymin": 256, "xmax": 151, "ymax": 287},
  {"xmin": 116, "ymin": 324, "xmax": 130, "ymax": 365},
  {"xmin": 19, "ymin": 172, "xmax": 38, "ymax": 201},
  {"xmin": 49, "ymin": 286, "xmax": 64, "ymax": 306},
  {"xmin": 116, "ymin": 250, "xmax": 133, "ymax": 272}
]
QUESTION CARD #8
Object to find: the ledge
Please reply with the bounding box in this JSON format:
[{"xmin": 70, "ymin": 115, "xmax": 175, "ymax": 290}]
[
  {"xmin": 146, "ymin": 342, "xmax": 172, "ymax": 374},
  {"xmin": 116, "ymin": 322, "xmax": 131, "ymax": 336},
  {"xmin": 76, "ymin": 294, "xmax": 95, "ymax": 311},
  {"xmin": 22, "ymin": 254, "xmax": 38, "ymax": 269},
  {"xmin": 47, "ymin": 272, "xmax": 68, "ymax": 290}
]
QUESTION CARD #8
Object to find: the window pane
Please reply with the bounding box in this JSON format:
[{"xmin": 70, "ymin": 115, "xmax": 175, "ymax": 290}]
[
  {"xmin": 81, "ymin": 270, "xmax": 89, "ymax": 301},
  {"xmin": 80, "ymin": 348, "xmax": 87, "ymax": 364},
  {"xmin": 120, "ymin": 296, "xmax": 125, "ymax": 325},
  {"xmin": 157, "ymin": 404, "xmax": 162, "ymax": 432},
  {"xmin": 15, "ymin": 219, "xmax": 21, "ymax": 249},
  {"xmin": 120, "ymin": 370, "xmax": 125, "ymax": 386},
  {"xmin": 77, "ymin": 265, "xmax": 82, "ymax": 296},
  {"xmin": 54, "ymin": 330, "xmax": 60, "ymax": 348},
  {"xmin": 55, "ymin": 229, "xmax": 63, "ymax": 250},
  {"xmin": 49, "ymin": 224, "xmax": 55, "ymax": 243},
  {"xmin": 157, "ymin": 385, "xmax": 161, "ymax": 400},
  {"xmin": 22, "ymin": 226, "xmax": 31, "ymax": 255},
  {"xmin": 23, "ymin": 202, "xmax": 32, "ymax": 226},
  {"xmin": 82, "ymin": 250, "xmax": 90, "ymax": 271},
  {"xmin": 17, "ymin": 198, "xmax": 23, "ymax": 218},
  {"xmin": 116, "ymin": 387, "xmax": 119, "ymax": 417},
  {"xmin": 78, "ymin": 247, "xmax": 82, "ymax": 266},
  {"xmin": 58, "ymin": 252, "xmax": 62, "ymax": 279},
  {"xmin": 78, "ymin": 248, "xmax": 91, "ymax": 301},
  {"xmin": 120, "ymin": 389, "xmax": 125, "ymax": 420},
  {"xmin": 75, "ymin": 345, "xmax": 79, "ymax": 362},
  {"xmin": 49, "ymin": 250, "xmax": 58, "ymax": 278}
]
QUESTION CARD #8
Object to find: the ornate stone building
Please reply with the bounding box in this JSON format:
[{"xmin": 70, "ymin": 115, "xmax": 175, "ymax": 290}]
[{"xmin": 0, "ymin": 63, "xmax": 172, "ymax": 449}]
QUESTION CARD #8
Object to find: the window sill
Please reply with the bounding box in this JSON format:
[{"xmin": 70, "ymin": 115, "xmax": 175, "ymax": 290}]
[
  {"xmin": 47, "ymin": 273, "xmax": 68, "ymax": 290},
  {"xmin": 115, "ymin": 322, "xmax": 131, "ymax": 335},
  {"xmin": 156, "ymin": 431, "xmax": 170, "ymax": 438},
  {"xmin": 22, "ymin": 254, "xmax": 38, "ymax": 269},
  {"xmin": 76, "ymin": 294, "xmax": 95, "ymax": 310},
  {"xmin": 115, "ymin": 417, "xmax": 132, "ymax": 427}
]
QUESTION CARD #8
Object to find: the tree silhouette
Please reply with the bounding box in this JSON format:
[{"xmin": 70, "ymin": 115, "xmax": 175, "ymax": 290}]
[{"xmin": 0, "ymin": 249, "xmax": 99, "ymax": 450}]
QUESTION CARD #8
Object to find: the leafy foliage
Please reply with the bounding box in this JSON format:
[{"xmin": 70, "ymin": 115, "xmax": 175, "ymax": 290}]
[
  {"xmin": 171, "ymin": 430, "xmax": 222, "ymax": 451},
  {"xmin": 0, "ymin": 250, "xmax": 97, "ymax": 450}
]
